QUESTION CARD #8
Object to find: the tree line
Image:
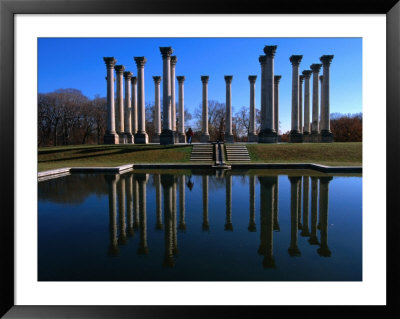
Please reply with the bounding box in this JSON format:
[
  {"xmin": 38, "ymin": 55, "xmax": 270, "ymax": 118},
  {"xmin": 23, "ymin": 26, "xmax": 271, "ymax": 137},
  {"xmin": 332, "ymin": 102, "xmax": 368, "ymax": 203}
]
[{"xmin": 38, "ymin": 88, "xmax": 361, "ymax": 146}]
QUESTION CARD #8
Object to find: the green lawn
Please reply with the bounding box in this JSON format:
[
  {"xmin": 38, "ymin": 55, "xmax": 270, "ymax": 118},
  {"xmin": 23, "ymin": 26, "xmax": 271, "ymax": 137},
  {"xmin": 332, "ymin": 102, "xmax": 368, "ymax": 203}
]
[{"xmin": 38, "ymin": 142, "xmax": 362, "ymax": 172}]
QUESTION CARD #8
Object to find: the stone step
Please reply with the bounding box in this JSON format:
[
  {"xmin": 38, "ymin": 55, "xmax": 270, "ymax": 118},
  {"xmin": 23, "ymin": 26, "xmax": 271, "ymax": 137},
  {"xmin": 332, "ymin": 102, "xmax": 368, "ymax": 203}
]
[{"xmin": 225, "ymin": 144, "xmax": 250, "ymax": 162}]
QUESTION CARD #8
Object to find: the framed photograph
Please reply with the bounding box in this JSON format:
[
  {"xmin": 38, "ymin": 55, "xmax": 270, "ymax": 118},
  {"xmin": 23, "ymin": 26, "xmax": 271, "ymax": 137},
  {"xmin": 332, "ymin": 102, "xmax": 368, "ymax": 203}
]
[{"xmin": 1, "ymin": 0, "xmax": 399, "ymax": 317}]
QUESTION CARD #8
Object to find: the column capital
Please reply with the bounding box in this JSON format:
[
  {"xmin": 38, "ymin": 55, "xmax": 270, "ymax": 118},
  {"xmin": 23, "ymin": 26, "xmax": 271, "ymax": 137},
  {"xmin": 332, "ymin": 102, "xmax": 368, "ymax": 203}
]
[
  {"xmin": 103, "ymin": 57, "xmax": 117, "ymax": 68},
  {"xmin": 320, "ymin": 55, "xmax": 334, "ymax": 66},
  {"xmin": 319, "ymin": 176, "xmax": 333, "ymax": 183},
  {"xmin": 160, "ymin": 46, "xmax": 173, "ymax": 58},
  {"xmin": 248, "ymin": 75, "xmax": 257, "ymax": 83},
  {"xmin": 224, "ymin": 75, "xmax": 233, "ymax": 83},
  {"xmin": 131, "ymin": 76, "xmax": 137, "ymax": 84},
  {"xmin": 319, "ymin": 75, "xmax": 324, "ymax": 82},
  {"xmin": 302, "ymin": 70, "xmax": 312, "ymax": 78},
  {"xmin": 114, "ymin": 65, "xmax": 125, "ymax": 73},
  {"xmin": 201, "ymin": 75, "xmax": 209, "ymax": 83},
  {"xmin": 289, "ymin": 55, "xmax": 303, "ymax": 66},
  {"xmin": 176, "ymin": 76, "xmax": 185, "ymax": 83},
  {"xmin": 170, "ymin": 56, "xmax": 178, "ymax": 66},
  {"xmin": 134, "ymin": 57, "xmax": 147, "ymax": 67},
  {"xmin": 153, "ymin": 76, "xmax": 162, "ymax": 84},
  {"xmin": 299, "ymin": 75, "xmax": 305, "ymax": 83},
  {"xmin": 310, "ymin": 63, "xmax": 322, "ymax": 73},
  {"xmin": 263, "ymin": 45, "xmax": 277, "ymax": 57},
  {"xmin": 123, "ymin": 71, "xmax": 133, "ymax": 80},
  {"xmin": 274, "ymin": 75, "xmax": 282, "ymax": 84},
  {"xmin": 259, "ymin": 55, "xmax": 267, "ymax": 64}
]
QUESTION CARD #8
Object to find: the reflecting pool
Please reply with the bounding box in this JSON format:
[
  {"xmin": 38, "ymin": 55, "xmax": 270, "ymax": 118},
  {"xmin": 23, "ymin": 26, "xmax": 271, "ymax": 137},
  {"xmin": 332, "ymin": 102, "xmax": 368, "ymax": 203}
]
[{"xmin": 38, "ymin": 170, "xmax": 362, "ymax": 281}]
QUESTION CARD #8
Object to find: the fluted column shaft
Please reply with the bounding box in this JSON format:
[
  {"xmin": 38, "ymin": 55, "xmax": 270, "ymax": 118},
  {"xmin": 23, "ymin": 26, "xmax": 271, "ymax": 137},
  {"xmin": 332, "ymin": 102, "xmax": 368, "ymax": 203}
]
[
  {"xmin": 201, "ymin": 76, "xmax": 210, "ymax": 142},
  {"xmin": 134, "ymin": 57, "xmax": 148, "ymax": 144},
  {"xmin": 320, "ymin": 55, "xmax": 334, "ymax": 138},
  {"xmin": 225, "ymin": 76, "xmax": 234, "ymax": 143},
  {"xmin": 274, "ymin": 76, "xmax": 281, "ymax": 134},
  {"xmin": 124, "ymin": 72, "xmax": 133, "ymax": 143},
  {"xmin": 248, "ymin": 76, "xmax": 257, "ymax": 136},
  {"xmin": 299, "ymin": 75, "xmax": 304, "ymax": 134},
  {"xmin": 302, "ymin": 71, "xmax": 312, "ymax": 134},
  {"xmin": 264, "ymin": 46, "xmax": 276, "ymax": 132},
  {"xmin": 259, "ymin": 56, "xmax": 266, "ymax": 131},
  {"xmin": 177, "ymin": 76, "xmax": 186, "ymax": 142},
  {"xmin": 115, "ymin": 65, "xmax": 125, "ymax": 136},
  {"xmin": 131, "ymin": 77, "xmax": 138, "ymax": 135},
  {"xmin": 310, "ymin": 64, "xmax": 322, "ymax": 134},
  {"xmin": 104, "ymin": 58, "xmax": 116, "ymax": 134},
  {"xmin": 320, "ymin": 75, "xmax": 324, "ymax": 130},
  {"xmin": 170, "ymin": 56, "xmax": 177, "ymax": 133},
  {"xmin": 153, "ymin": 76, "xmax": 162, "ymax": 136},
  {"xmin": 290, "ymin": 56, "xmax": 302, "ymax": 132}
]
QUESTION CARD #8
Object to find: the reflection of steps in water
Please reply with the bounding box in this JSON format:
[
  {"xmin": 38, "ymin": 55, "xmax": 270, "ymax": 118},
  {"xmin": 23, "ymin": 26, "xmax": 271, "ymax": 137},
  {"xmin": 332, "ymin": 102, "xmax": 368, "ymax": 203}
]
[
  {"xmin": 190, "ymin": 144, "xmax": 214, "ymax": 161},
  {"xmin": 225, "ymin": 145, "xmax": 251, "ymax": 161}
]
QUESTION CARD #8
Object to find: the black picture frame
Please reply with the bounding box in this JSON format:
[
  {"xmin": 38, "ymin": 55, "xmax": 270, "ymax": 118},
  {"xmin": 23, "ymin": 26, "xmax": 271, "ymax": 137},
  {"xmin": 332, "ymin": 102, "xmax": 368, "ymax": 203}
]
[{"xmin": 1, "ymin": 0, "xmax": 399, "ymax": 317}]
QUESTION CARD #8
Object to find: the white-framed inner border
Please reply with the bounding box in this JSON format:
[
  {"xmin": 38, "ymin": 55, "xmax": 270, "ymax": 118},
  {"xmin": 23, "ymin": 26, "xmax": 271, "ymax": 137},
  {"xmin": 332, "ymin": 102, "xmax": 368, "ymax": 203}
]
[{"xmin": 15, "ymin": 14, "xmax": 386, "ymax": 305}]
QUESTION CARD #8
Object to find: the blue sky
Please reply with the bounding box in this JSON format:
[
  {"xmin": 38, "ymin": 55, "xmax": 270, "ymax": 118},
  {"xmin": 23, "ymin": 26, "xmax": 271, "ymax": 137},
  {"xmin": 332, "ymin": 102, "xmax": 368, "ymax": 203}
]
[{"xmin": 38, "ymin": 38, "xmax": 362, "ymax": 133}]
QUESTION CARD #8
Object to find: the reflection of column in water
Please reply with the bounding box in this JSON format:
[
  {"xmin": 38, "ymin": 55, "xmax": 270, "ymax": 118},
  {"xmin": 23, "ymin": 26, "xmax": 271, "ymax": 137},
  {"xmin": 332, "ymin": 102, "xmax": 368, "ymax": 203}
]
[
  {"xmin": 309, "ymin": 177, "xmax": 320, "ymax": 245},
  {"xmin": 202, "ymin": 175, "xmax": 209, "ymax": 231},
  {"xmin": 298, "ymin": 177, "xmax": 303, "ymax": 230},
  {"xmin": 106, "ymin": 174, "xmax": 119, "ymax": 256},
  {"xmin": 127, "ymin": 174, "xmax": 134, "ymax": 237},
  {"xmin": 133, "ymin": 176, "xmax": 140, "ymax": 230},
  {"xmin": 248, "ymin": 175, "xmax": 256, "ymax": 232},
  {"xmin": 318, "ymin": 176, "xmax": 333, "ymax": 257},
  {"xmin": 178, "ymin": 175, "xmax": 186, "ymax": 231},
  {"xmin": 225, "ymin": 174, "xmax": 233, "ymax": 231},
  {"xmin": 301, "ymin": 176, "xmax": 311, "ymax": 237},
  {"xmin": 172, "ymin": 178, "xmax": 179, "ymax": 255},
  {"xmin": 137, "ymin": 174, "xmax": 148, "ymax": 254},
  {"xmin": 258, "ymin": 176, "xmax": 276, "ymax": 268},
  {"xmin": 161, "ymin": 175, "xmax": 175, "ymax": 267},
  {"xmin": 117, "ymin": 176, "xmax": 127, "ymax": 245},
  {"xmin": 273, "ymin": 177, "xmax": 280, "ymax": 231},
  {"xmin": 155, "ymin": 174, "xmax": 163, "ymax": 230},
  {"xmin": 288, "ymin": 176, "xmax": 301, "ymax": 256}
]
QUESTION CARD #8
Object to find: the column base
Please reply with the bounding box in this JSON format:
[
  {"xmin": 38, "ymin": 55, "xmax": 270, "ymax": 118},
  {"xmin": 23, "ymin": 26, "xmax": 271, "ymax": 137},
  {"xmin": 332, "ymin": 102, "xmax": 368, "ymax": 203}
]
[
  {"xmin": 173, "ymin": 131, "xmax": 180, "ymax": 143},
  {"xmin": 258, "ymin": 129, "xmax": 278, "ymax": 143},
  {"xmin": 310, "ymin": 131, "xmax": 321, "ymax": 143},
  {"xmin": 225, "ymin": 134, "xmax": 234, "ymax": 143},
  {"xmin": 200, "ymin": 133, "xmax": 210, "ymax": 143},
  {"xmin": 248, "ymin": 133, "xmax": 258, "ymax": 142},
  {"xmin": 320, "ymin": 130, "xmax": 334, "ymax": 143},
  {"xmin": 104, "ymin": 132, "xmax": 119, "ymax": 144},
  {"xmin": 302, "ymin": 131, "xmax": 311, "ymax": 142},
  {"xmin": 160, "ymin": 129, "xmax": 175, "ymax": 145},
  {"xmin": 152, "ymin": 133, "xmax": 161, "ymax": 143},
  {"xmin": 178, "ymin": 133, "xmax": 186, "ymax": 143},
  {"xmin": 125, "ymin": 133, "xmax": 134, "ymax": 144},
  {"xmin": 288, "ymin": 130, "xmax": 303, "ymax": 143},
  {"xmin": 118, "ymin": 132, "xmax": 127, "ymax": 144},
  {"xmin": 134, "ymin": 132, "xmax": 148, "ymax": 144}
]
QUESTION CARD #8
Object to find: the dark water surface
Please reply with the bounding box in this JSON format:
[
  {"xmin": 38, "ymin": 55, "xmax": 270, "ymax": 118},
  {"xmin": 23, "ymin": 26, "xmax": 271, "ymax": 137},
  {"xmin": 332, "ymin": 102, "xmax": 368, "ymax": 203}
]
[{"xmin": 38, "ymin": 170, "xmax": 362, "ymax": 281}]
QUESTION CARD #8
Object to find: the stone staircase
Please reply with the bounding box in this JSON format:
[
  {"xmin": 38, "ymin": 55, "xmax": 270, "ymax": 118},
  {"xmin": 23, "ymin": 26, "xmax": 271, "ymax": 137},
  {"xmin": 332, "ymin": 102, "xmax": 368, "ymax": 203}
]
[
  {"xmin": 225, "ymin": 144, "xmax": 251, "ymax": 162},
  {"xmin": 190, "ymin": 144, "xmax": 214, "ymax": 161}
]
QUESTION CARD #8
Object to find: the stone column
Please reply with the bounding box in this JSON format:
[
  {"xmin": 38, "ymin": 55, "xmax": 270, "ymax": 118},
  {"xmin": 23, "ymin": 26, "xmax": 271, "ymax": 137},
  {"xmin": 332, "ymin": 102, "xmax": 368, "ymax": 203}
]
[
  {"xmin": 161, "ymin": 174, "xmax": 175, "ymax": 267},
  {"xmin": 320, "ymin": 55, "xmax": 334, "ymax": 142},
  {"xmin": 200, "ymin": 76, "xmax": 210, "ymax": 142},
  {"xmin": 114, "ymin": 65, "xmax": 125, "ymax": 144},
  {"xmin": 309, "ymin": 177, "xmax": 320, "ymax": 245},
  {"xmin": 137, "ymin": 174, "xmax": 148, "ymax": 254},
  {"xmin": 159, "ymin": 47, "xmax": 175, "ymax": 145},
  {"xmin": 289, "ymin": 55, "xmax": 303, "ymax": 143},
  {"xmin": 288, "ymin": 176, "xmax": 301, "ymax": 256},
  {"xmin": 177, "ymin": 76, "xmax": 186, "ymax": 143},
  {"xmin": 318, "ymin": 176, "xmax": 333, "ymax": 256},
  {"xmin": 103, "ymin": 57, "xmax": 119, "ymax": 144},
  {"xmin": 274, "ymin": 75, "xmax": 282, "ymax": 137},
  {"xmin": 178, "ymin": 175, "xmax": 186, "ymax": 231},
  {"xmin": 202, "ymin": 175, "xmax": 209, "ymax": 231},
  {"xmin": 248, "ymin": 175, "xmax": 256, "ymax": 231},
  {"xmin": 152, "ymin": 76, "xmax": 162, "ymax": 143},
  {"xmin": 155, "ymin": 174, "xmax": 163, "ymax": 230},
  {"xmin": 224, "ymin": 75, "xmax": 234, "ymax": 143},
  {"xmin": 123, "ymin": 71, "xmax": 134, "ymax": 144},
  {"xmin": 225, "ymin": 174, "xmax": 233, "ymax": 231},
  {"xmin": 248, "ymin": 75, "xmax": 257, "ymax": 142},
  {"xmin": 320, "ymin": 75, "xmax": 324, "ymax": 134},
  {"xmin": 299, "ymin": 75, "xmax": 305, "ymax": 134},
  {"xmin": 259, "ymin": 45, "xmax": 277, "ymax": 143},
  {"xmin": 170, "ymin": 56, "xmax": 178, "ymax": 143},
  {"xmin": 258, "ymin": 176, "xmax": 276, "ymax": 268},
  {"xmin": 117, "ymin": 177, "xmax": 127, "ymax": 245},
  {"xmin": 133, "ymin": 57, "xmax": 148, "ymax": 144},
  {"xmin": 310, "ymin": 63, "xmax": 322, "ymax": 142},
  {"xmin": 106, "ymin": 174, "xmax": 119, "ymax": 255},
  {"xmin": 302, "ymin": 70, "xmax": 312, "ymax": 139},
  {"xmin": 258, "ymin": 55, "xmax": 266, "ymax": 141},
  {"xmin": 300, "ymin": 176, "xmax": 311, "ymax": 237},
  {"xmin": 131, "ymin": 76, "xmax": 138, "ymax": 138}
]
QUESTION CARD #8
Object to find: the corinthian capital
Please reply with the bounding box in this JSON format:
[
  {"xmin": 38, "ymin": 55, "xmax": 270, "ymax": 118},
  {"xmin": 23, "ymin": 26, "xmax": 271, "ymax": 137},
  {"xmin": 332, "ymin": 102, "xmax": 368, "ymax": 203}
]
[
  {"xmin": 264, "ymin": 45, "xmax": 277, "ymax": 57},
  {"xmin": 160, "ymin": 47, "xmax": 173, "ymax": 58},
  {"xmin": 176, "ymin": 76, "xmax": 185, "ymax": 83},
  {"xmin": 134, "ymin": 57, "xmax": 147, "ymax": 68},
  {"xmin": 248, "ymin": 75, "xmax": 257, "ymax": 83},
  {"xmin": 114, "ymin": 65, "xmax": 125, "ymax": 73},
  {"xmin": 302, "ymin": 70, "xmax": 312, "ymax": 78},
  {"xmin": 310, "ymin": 63, "xmax": 322, "ymax": 73},
  {"xmin": 103, "ymin": 57, "xmax": 117, "ymax": 68},
  {"xmin": 289, "ymin": 55, "xmax": 303, "ymax": 66},
  {"xmin": 224, "ymin": 75, "xmax": 233, "ymax": 84},
  {"xmin": 201, "ymin": 76, "xmax": 209, "ymax": 84},
  {"xmin": 153, "ymin": 76, "xmax": 162, "ymax": 84},
  {"xmin": 320, "ymin": 55, "xmax": 334, "ymax": 66},
  {"xmin": 170, "ymin": 56, "xmax": 178, "ymax": 66}
]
